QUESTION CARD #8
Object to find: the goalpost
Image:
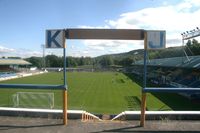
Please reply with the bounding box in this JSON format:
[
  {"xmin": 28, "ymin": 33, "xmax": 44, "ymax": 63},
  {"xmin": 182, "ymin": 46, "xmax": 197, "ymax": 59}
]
[{"xmin": 12, "ymin": 92, "xmax": 54, "ymax": 109}]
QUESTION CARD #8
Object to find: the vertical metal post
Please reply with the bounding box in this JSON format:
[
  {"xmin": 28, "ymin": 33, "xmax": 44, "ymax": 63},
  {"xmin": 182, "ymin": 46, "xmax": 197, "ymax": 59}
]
[
  {"xmin": 64, "ymin": 45, "xmax": 67, "ymax": 87},
  {"xmin": 63, "ymin": 89, "xmax": 67, "ymax": 125},
  {"xmin": 143, "ymin": 48, "xmax": 147, "ymax": 88},
  {"xmin": 43, "ymin": 44, "xmax": 46, "ymax": 70},
  {"xmin": 41, "ymin": 44, "xmax": 45, "ymax": 70},
  {"xmin": 182, "ymin": 36, "xmax": 184, "ymax": 64},
  {"xmin": 140, "ymin": 31, "xmax": 147, "ymax": 127},
  {"xmin": 63, "ymin": 31, "xmax": 67, "ymax": 125}
]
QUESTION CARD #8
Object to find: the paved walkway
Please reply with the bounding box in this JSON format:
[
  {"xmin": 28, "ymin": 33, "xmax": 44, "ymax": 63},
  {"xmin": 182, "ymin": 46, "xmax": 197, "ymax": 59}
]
[{"xmin": 0, "ymin": 116, "xmax": 200, "ymax": 133}]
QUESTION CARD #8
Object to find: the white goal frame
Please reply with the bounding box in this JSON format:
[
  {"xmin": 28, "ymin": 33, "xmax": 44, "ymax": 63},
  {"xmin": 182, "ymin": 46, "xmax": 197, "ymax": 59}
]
[{"xmin": 12, "ymin": 92, "xmax": 54, "ymax": 109}]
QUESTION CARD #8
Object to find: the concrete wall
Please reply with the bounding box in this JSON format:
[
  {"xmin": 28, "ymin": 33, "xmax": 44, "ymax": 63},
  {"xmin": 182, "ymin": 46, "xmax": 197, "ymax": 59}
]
[{"xmin": 1, "ymin": 108, "xmax": 200, "ymax": 120}]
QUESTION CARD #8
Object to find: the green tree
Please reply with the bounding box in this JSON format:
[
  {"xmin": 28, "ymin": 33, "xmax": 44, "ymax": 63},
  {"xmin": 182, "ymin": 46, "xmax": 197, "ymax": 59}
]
[
  {"xmin": 99, "ymin": 56, "xmax": 113, "ymax": 67},
  {"xmin": 191, "ymin": 39, "xmax": 200, "ymax": 55},
  {"xmin": 46, "ymin": 55, "xmax": 62, "ymax": 67},
  {"xmin": 67, "ymin": 56, "xmax": 78, "ymax": 67},
  {"xmin": 120, "ymin": 57, "xmax": 134, "ymax": 66},
  {"xmin": 186, "ymin": 40, "xmax": 192, "ymax": 47},
  {"xmin": 26, "ymin": 57, "xmax": 43, "ymax": 68}
]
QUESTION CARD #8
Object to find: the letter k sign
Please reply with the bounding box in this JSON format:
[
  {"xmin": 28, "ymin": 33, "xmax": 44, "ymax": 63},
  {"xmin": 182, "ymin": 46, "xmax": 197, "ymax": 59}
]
[{"xmin": 46, "ymin": 30, "xmax": 65, "ymax": 48}]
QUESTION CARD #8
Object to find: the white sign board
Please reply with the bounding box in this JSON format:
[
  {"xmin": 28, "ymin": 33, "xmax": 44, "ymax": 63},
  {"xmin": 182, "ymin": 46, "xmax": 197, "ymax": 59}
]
[
  {"xmin": 46, "ymin": 30, "xmax": 65, "ymax": 48},
  {"xmin": 146, "ymin": 31, "xmax": 166, "ymax": 49}
]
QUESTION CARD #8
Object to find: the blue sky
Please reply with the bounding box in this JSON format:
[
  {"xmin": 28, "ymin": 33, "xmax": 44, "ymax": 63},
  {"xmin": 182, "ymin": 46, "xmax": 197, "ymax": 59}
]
[{"xmin": 0, "ymin": 0, "xmax": 200, "ymax": 57}]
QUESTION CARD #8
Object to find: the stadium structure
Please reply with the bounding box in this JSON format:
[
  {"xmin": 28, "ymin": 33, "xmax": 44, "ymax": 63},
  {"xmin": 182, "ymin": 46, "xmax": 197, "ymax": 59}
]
[
  {"xmin": 1, "ymin": 28, "xmax": 200, "ymax": 127},
  {"xmin": 0, "ymin": 58, "xmax": 31, "ymax": 78},
  {"xmin": 131, "ymin": 55, "xmax": 200, "ymax": 100},
  {"xmin": 0, "ymin": 58, "xmax": 31, "ymax": 71},
  {"xmin": 0, "ymin": 58, "xmax": 45, "ymax": 81}
]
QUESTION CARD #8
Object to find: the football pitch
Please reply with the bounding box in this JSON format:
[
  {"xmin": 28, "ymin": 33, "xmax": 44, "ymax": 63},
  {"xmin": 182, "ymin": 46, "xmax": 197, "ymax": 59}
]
[{"xmin": 0, "ymin": 72, "xmax": 199, "ymax": 114}]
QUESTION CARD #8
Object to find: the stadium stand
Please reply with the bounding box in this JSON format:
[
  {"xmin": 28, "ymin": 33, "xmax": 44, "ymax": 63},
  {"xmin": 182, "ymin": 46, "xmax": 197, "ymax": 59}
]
[
  {"xmin": 0, "ymin": 58, "xmax": 31, "ymax": 80},
  {"xmin": 0, "ymin": 58, "xmax": 31, "ymax": 71},
  {"xmin": 0, "ymin": 59, "xmax": 31, "ymax": 66},
  {"xmin": 134, "ymin": 55, "xmax": 200, "ymax": 69},
  {"xmin": 131, "ymin": 56, "xmax": 200, "ymax": 100}
]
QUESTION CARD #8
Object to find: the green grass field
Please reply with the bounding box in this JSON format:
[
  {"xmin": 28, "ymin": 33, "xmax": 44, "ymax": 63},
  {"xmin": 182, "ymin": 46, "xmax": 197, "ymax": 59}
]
[{"xmin": 0, "ymin": 72, "xmax": 200, "ymax": 114}]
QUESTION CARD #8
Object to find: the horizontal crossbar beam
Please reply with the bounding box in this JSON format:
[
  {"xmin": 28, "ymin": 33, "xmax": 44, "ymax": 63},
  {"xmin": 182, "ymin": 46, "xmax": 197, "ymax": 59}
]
[
  {"xmin": 183, "ymin": 31, "xmax": 200, "ymax": 40},
  {"xmin": 143, "ymin": 87, "xmax": 200, "ymax": 93},
  {"xmin": 0, "ymin": 84, "xmax": 66, "ymax": 90},
  {"xmin": 65, "ymin": 29, "xmax": 144, "ymax": 40}
]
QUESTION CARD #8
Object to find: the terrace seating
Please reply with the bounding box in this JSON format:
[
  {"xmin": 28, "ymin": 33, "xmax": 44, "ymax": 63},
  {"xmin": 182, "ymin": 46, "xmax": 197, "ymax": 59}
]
[
  {"xmin": 191, "ymin": 81, "xmax": 200, "ymax": 88},
  {"xmin": 0, "ymin": 72, "xmax": 17, "ymax": 78},
  {"xmin": 134, "ymin": 55, "xmax": 200, "ymax": 69},
  {"xmin": 0, "ymin": 67, "xmax": 14, "ymax": 72}
]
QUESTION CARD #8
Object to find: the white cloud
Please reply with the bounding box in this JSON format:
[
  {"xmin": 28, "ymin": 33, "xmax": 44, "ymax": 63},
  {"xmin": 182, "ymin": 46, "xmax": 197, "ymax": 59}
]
[
  {"xmin": 69, "ymin": 50, "xmax": 91, "ymax": 57},
  {"xmin": 184, "ymin": 0, "xmax": 200, "ymax": 7},
  {"xmin": 70, "ymin": 45, "xmax": 75, "ymax": 49},
  {"xmin": 16, "ymin": 49, "xmax": 42, "ymax": 57},
  {"xmin": 107, "ymin": 0, "xmax": 200, "ymax": 36},
  {"xmin": 77, "ymin": 0, "xmax": 200, "ymax": 57},
  {"xmin": 83, "ymin": 50, "xmax": 89, "ymax": 54},
  {"xmin": 82, "ymin": 39, "xmax": 143, "ymax": 56},
  {"xmin": 0, "ymin": 45, "xmax": 15, "ymax": 53},
  {"xmin": 79, "ymin": 25, "xmax": 110, "ymax": 29},
  {"xmin": 0, "ymin": 45, "xmax": 43, "ymax": 58},
  {"xmin": 2, "ymin": 1, "xmax": 200, "ymax": 58},
  {"xmin": 45, "ymin": 49, "xmax": 63, "ymax": 57},
  {"xmin": 109, "ymin": 5, "xmax": 199, "ymax": 32}
]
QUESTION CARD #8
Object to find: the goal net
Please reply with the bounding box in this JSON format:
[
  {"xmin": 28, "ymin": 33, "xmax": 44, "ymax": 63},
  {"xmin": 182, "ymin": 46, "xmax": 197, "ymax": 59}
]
[{"xmin": 12, "ymin": 92, "xmax": 54, "ymax": 109}]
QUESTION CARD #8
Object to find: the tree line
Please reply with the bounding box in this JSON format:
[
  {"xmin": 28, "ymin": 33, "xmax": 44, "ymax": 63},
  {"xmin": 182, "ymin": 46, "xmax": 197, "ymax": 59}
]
[
  {"xmin": 25, "ymin": 55, "xmax": 134, "ymax": 68},
  {"xmin": 25, "ymin": 39, "xmax": 200, "ymax": 68}
]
